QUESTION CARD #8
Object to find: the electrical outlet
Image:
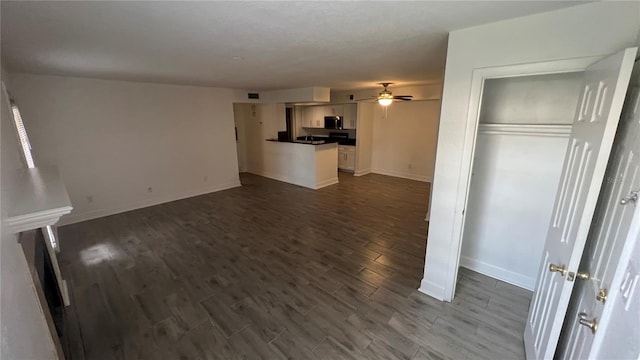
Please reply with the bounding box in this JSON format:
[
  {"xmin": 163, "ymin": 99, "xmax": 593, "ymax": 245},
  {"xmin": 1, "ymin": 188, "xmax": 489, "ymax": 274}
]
[
  {"xmin": 147, "ymin": 187, "xmax": 153, "ymax": 193},
  {"xmin": 408, "ymin": 163, "xmax": 413, "ymax": 169},
  {"xmin": 204, "ymin": 176, "xmax": 208, "ymax": 182},
  {"xmin": 86, "ymin": 195, "xmax": 93, "ymax": 203}
]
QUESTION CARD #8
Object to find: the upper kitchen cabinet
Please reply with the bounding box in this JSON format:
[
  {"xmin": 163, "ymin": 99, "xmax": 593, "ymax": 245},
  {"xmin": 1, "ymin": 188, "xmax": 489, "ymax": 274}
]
[
  {"xmin": 298, "ymin": 104, "xmax": 357, "ymax": 129},
  {"xmin": 301, "ymin": 106, "xmax": 325, "ymax": 128},
  {"xmin": 300, "ymin": 106, "xmax": 311, "ymax": 127},
  {"xmin": 342, "ymin": 104, "xmax": 357, "ymax": 129},
  {"xmin": 324, "ymin": 105, "xmax": 344, "ymax": 117}
]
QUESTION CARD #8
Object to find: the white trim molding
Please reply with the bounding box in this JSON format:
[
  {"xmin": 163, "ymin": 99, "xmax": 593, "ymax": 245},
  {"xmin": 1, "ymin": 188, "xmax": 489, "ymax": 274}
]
[
  {"xmin": 58, "ymin": 180, "xmax": 241, "ymax": 226},
  {"xmin": 478, "ymin": 123, "xmax": 572, "ymax": 137},
  {"xmin": 372, "ymin": 169, "xmax": 432, "ymax": 183},
  {"xmin": 4, "ymin": 167, "xmax": 73, "ymax": 234},
  {"xmin": 5, "ymin": 207, "xmax": 73, "ymax": 234},
  {"xmin": 354, "ymin": 168, "xmax": 372, "ymax": 177},
  {"xmin": 419, "ymin": 278, "xmax": 446, "ymax": 299},
  {"xmin": 314, "ymin": 177, "xmax": 340, "ymax": 189},
  {"xmin": 460, "ymin": 256, "xmax": 535, "ymax": 290}
]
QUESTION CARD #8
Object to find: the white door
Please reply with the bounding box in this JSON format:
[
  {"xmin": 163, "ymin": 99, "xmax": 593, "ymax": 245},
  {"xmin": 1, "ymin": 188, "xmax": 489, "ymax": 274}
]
[
  {"xmin": 591, "ymin": 205, "xmax": 640, "ymax": 359},
  {"xmin": 559, "ymin": 60, "xmax": 640, "ymax": 360},
  {"xmin": 524, "ymin": 48, "xmax": 637, "ymax": 360}
]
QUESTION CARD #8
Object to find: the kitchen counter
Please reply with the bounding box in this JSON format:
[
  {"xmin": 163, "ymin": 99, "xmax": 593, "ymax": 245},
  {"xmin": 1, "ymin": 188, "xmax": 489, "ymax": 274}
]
[
  {"xmin": 266, "ymin": 139, "xmax": 327, "ymax": 145},
  {"xmin": 255, "ymin": 140, "xmax": 338, "ymax": 189},
  {"xmin": 290, "ymin": 136, "xmax": 356, "ymax": 146}
]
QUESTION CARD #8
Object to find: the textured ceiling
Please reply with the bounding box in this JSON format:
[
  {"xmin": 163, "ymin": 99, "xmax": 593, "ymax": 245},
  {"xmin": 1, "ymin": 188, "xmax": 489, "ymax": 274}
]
[{"xmin": 1, "ymin": 1, "xmax": 585, "ymax": 90}]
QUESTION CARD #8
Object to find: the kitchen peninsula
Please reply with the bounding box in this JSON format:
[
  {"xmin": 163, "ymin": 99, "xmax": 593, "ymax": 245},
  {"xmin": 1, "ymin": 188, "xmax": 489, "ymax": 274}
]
[{"xmin": 258, "ymin": 140, "xmax": 338, "ymax": 189}]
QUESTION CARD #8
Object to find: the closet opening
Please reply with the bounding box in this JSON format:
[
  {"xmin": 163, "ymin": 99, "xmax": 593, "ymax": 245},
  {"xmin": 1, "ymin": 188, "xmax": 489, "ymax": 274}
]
[{"xmin": 459, "ymin": 71, "xmax": 583, "ymax": 290}]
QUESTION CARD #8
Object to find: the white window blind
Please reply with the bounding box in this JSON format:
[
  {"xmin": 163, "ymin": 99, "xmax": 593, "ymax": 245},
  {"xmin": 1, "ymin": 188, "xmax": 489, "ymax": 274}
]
[
  {"xmin": 4, "ymin": 83, "xmax": 59, "ymax": 251},
  {"xmin": 10, "ymin": 100, "xmax": 35, "ymax": 168}
]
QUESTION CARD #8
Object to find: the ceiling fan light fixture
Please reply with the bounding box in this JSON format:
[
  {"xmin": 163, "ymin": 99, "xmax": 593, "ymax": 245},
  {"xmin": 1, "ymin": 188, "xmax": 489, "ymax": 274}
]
[
  {"xmin": 378, "ymin": 89, "xmax": 394, "ymax": 106},
  {"xmin": 378, "ymin": 97, "xmax": 393, "ymax": 106}
]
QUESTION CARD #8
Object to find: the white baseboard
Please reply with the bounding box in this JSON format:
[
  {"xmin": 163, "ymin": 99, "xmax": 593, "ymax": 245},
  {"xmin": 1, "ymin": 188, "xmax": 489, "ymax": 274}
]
[
  {"xmin": 354, "ymin": 168, "xmax": 372, "ymax": 177},
  {"xmin": 315, "ymin": 177, "xmax": 339, "ymax": 189},
  {"xmin": 248, "ymin": 169, "xmax": 312, "ymax": 189},
  {"xmin": 371, "ymin": 168, "xmax": 432, "ymax": 183},
  {"xmin": 57, "ymin": 180, "xmax": 241, "ymax": 226},
  {"xmin": 418, "ymin": 278, "xmax": 446, "ymax": 301},
  {"xmin": 460, "ymin": 256, "xmax": 535, "ymax": 290},
  {"xmin": 248, "ymin": 169, "xmax": 338, "ymax": 190}
]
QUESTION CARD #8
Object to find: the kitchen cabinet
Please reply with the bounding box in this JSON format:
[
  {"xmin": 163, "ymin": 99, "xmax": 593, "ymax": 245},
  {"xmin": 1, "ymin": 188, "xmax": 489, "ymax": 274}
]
[
  {"xmin": 324, "ymin": 105, "xmax": 344, "ymax": 117},
  {"xmin": 300, "ymin": 106, "xmax": 322, "ymax": 128},
  {"xmin": 301, "ymin": 106, "xmax": 324, "ymax": 128},
  {"xmin": 338, "ymin": 145, "xmax": 356, "ymax": 172},
  {"xmin": 312, "ymin": 107, "xmax": 325, "ymax": 128},
  {"xmin": 298, "ymin": 104, "xmax": 357, "ymax": 129},
  {"xmin": 300, "ymin": 107, "xmax": 311, "ymax": 128},
  {"xmin": 342, "ymin": 104, "xmax": 357, "ymax": 129}
]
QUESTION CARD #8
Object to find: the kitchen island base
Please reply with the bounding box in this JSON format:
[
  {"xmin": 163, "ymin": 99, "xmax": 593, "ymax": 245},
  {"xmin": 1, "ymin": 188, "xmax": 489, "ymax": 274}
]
[{"xmin": 251, "ymin": 141, "xmax": 338, "ymax": 190}]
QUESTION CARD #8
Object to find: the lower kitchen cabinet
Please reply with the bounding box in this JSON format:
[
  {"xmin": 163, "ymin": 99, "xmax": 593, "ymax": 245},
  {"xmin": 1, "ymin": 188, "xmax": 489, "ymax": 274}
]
[{"xmin": 338, "ymin": 145, "xmax": 356, "ymax": 172}]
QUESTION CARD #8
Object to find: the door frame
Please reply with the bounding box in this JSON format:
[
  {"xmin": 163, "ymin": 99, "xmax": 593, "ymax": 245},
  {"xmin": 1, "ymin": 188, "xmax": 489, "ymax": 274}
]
[{"xmin": 439, "ymin": 55, "xmax": 605, "ymax": 301}]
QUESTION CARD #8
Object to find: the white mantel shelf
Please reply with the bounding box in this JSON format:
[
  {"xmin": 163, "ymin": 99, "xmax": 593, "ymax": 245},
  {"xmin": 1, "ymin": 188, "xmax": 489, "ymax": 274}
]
[{"xmin": 4, "ymin": 166, "xmax": 73, "ymax": 234}]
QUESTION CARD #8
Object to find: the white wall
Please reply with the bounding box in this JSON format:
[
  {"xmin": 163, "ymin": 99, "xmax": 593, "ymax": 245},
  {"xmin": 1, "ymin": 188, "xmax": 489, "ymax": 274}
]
[
  {"xmin": 422, "ymin": 1, "xmax": 640, "ymax": 301},
  {"xmin": 241, "ymin": 102, "xmax": 288, "ymax": 174},
  {"xmin": 1, "ymin": 72, "xmax": 58, "ymax": 359},
  {"xmin": 260, "ymin": 103, "xmax": 286, "ymax": 140},
  {"xmin": 480, "ymin": 72, "xmax": 583, "ymax": 125},
  {"xmin": 355, "ymin": 102, "xmax": 374, "ymax": 176},
  {"xmin": 243, "ymin": 103, "xmax": 264, "ymax": 174},
  {"xmin": 8, "ymin": 73, "xmax": 241, "ymax": 225},
  {"xmin": 461, "ymin": 125, "xmax": 570, "ymax": 290},
  {"xmin": 371, "ymin": 100, "xmax": 440, "ymax": 182}
]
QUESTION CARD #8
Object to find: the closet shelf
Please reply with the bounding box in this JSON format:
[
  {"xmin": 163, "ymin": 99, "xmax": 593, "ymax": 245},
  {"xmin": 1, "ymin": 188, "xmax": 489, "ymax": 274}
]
[
  {"xmin": 478, "ymin": 123, "xmax": 572, "ymax": 137},
  {"xmin": 3, "ymin": 166, "xmax": 73, "ymax": 234}
]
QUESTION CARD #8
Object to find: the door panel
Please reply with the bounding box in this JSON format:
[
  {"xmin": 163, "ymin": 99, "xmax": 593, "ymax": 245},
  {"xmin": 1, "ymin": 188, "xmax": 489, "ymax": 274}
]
[
  {"xmin": 524, "ymin": 48, "xmax": 637, "ymax": 360},
  {"xmin": 559, "ymin": 59, "xmax": 640, "ymax": 360}
]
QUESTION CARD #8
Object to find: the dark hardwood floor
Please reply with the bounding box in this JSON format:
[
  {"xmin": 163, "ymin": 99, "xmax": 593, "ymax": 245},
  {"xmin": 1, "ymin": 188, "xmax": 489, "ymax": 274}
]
[{"xmin": 58, "ymin": 172, "xmax": 531, "ymax": 360}]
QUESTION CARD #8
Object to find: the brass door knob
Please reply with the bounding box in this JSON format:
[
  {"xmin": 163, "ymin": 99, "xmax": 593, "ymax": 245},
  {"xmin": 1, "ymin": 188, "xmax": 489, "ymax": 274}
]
[
  {"xmin": 575, "ymin": 271, "xmax": 590, "ymax": 280},
  {"xmin": 549, "ymin": 263, "xmax": 567, "ymax": 276},
  {"xmin": 620, "ymin": 190, "xmax": 638, "ymax": 205},
  {"xmin": 597, "ymin": 288, "xmax": 608, "ymax": 303},
  {"xmin": 578, "ymin": 312, "xmax": 598, "ymax": 334}
]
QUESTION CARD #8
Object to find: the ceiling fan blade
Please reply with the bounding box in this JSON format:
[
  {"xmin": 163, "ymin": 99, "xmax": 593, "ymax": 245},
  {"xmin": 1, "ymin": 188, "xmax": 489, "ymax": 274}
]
[
  {"xmin": 354, "ymin": 96, "xmax": 377, "ymax": 101},
  {"xmin": 393, "ymin": 95, "xmax": 413, "ymax": 100}
]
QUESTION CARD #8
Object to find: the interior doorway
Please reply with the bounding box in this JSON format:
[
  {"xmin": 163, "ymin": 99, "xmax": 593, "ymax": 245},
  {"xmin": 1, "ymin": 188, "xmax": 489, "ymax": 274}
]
[{"xmin": 232, "ymin": 103, "xmax": 253, "ymax": 173}]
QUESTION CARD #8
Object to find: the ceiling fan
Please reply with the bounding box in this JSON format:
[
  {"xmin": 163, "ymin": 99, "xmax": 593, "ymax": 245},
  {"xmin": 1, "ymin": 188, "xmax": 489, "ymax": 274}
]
[{"xmin": 357, "ymin": 83, "xmax": 413, "ymax": 106}]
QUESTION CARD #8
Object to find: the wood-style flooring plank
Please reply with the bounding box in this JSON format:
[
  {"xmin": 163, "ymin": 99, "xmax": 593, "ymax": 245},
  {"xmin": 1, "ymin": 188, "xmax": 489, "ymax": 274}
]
[{"xmin": 58, "ymin": 173, "xmax": 530, "ymax": 360}]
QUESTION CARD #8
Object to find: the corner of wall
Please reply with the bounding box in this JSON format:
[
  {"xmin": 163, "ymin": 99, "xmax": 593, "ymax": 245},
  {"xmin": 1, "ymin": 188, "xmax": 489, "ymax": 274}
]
[
  {"xmin": 0, "ymin": 232, "xmax": 58, "ymax": 359},
  {"xmin": 418, "ymin": 278, "xmax": 446, "ymax": 301}
]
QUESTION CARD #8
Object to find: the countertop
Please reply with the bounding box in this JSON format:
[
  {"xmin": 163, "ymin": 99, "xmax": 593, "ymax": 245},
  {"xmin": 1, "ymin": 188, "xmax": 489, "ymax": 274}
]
[
  {"xmin": 292, "ymin": 137, "xmax": 357, "ymax": 146},
  {"xmin": 266, "ymin": 139, "xmax": 340, "ymax": 146}
]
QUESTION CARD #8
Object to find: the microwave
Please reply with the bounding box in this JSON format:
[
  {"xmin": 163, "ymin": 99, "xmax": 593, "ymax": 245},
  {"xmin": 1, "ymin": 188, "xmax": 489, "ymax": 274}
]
[{"xmin": 324, "ymin": 116, "xmax": 343, "ymax": 129}]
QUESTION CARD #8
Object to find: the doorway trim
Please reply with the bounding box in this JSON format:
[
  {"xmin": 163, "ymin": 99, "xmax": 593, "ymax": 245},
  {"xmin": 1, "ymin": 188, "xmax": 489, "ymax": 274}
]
[{"xmin": 433, "ymin": 55, "xmax": 607, "ymax": 301}]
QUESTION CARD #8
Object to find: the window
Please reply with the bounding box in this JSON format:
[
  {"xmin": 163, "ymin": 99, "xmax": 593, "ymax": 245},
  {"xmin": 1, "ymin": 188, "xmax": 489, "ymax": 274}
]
[
  {"xmin": 9, "ymin": 99, "xmax": 35, "ymax": 168},
  {"xmin": 4, "ymin": 83, "xmax": 58, "ymax": 251}
]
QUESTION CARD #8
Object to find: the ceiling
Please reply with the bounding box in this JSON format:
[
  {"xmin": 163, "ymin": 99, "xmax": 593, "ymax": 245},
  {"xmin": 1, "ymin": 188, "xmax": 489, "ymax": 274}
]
[{"xmin": 1, "ymin": 1, "xmax": 585, "ymax": 91}]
